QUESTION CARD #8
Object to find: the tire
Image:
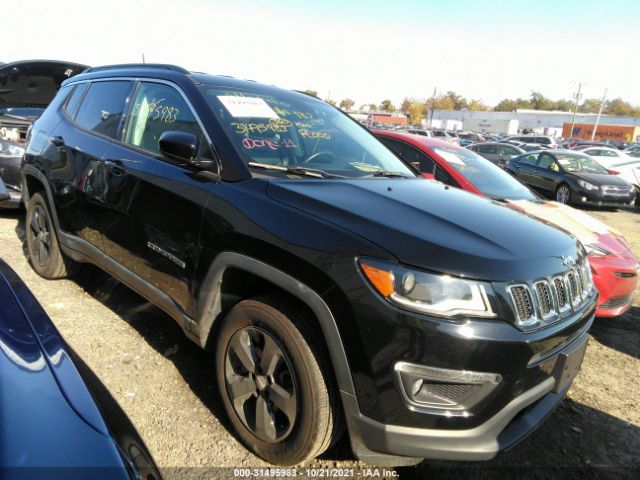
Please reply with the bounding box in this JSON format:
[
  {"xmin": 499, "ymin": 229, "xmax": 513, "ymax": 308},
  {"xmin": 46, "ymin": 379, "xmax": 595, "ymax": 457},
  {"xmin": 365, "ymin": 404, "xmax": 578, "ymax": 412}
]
[
  {"xmin": 555, "ymin": 183, "xmax": 572, "ymax": 204},
  {"xmin": 25, "ymin": 192, "xmax": 79, "ymax": 279},
  {"xmin": 215, "ymin": 295, "xmax": 343, "ymax": 465}
]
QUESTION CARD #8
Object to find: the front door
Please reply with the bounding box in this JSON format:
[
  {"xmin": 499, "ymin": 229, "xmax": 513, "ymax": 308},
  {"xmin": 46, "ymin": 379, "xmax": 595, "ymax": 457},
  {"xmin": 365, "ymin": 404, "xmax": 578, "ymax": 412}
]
[{"xmin": 98, "ymin": 80, "xmax": 218, "ymax": 318}]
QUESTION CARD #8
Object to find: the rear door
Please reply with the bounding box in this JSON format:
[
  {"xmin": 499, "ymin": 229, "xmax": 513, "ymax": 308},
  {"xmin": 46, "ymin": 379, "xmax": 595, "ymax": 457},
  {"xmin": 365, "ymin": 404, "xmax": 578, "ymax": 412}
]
[
  {"xmin": 98, "ymin": 80, "xmax": 217, "ymax": 318},
  {"xmin": 48, "ymin": 80, "xmax": 134, "ymax": 250}
]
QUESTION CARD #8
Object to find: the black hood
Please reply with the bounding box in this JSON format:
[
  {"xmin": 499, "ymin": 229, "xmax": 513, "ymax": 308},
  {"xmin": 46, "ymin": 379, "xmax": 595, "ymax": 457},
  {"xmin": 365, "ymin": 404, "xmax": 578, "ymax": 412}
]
[
  {"xmin": 0, "ymin": 60, "xmax": 89, "ymax": 109},
  {"xmin": 267, "ymin": 178, "xmax": 581, "ymax": 282},
  {"xmin": 570, "ymin": 171, "xmax": 630, "ymax": 187}
]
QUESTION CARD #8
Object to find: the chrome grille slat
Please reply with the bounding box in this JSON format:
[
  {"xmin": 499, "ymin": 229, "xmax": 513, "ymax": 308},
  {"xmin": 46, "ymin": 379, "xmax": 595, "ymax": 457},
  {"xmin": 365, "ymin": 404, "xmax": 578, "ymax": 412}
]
[{"xmin": 508, "ymin": 258, "xmax": 593, "ymax": 328}]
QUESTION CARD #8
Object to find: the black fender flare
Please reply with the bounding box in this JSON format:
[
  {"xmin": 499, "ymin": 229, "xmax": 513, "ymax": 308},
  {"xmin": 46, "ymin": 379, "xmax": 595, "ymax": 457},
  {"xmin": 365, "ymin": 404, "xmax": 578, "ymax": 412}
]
[{"xmin": 195, "ymin": 251, "xmax": 356, "ymax": 396}]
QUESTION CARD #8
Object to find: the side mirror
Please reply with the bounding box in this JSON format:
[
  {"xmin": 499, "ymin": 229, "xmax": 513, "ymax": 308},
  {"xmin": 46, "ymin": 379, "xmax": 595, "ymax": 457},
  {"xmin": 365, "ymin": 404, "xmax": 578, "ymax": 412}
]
[
  {"xmin": 159, "ymin": 131, "xmax": 216, "ymax": 171},
  {"xmin": 159, "ymin": 131, "xmax": 198, "ymax": 164}
]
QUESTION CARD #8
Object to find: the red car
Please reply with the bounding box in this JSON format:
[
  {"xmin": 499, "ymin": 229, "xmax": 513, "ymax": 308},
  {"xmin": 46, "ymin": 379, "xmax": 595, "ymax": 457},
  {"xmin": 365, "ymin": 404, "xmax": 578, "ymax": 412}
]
[{"xmin": 374, "ymin": 129, "xmax": 639, "ymax": 317}]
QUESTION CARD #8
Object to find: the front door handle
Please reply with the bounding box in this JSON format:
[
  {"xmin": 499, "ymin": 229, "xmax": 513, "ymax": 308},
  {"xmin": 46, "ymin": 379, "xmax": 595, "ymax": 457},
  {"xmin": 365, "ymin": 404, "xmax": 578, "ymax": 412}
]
[
  {"xmin": 50, "ymin": 135, "xmax": 64, "ymax": 147},
  {"xmin": 103, "ymin": 159, "xmax": 126, "ymax": 176}
]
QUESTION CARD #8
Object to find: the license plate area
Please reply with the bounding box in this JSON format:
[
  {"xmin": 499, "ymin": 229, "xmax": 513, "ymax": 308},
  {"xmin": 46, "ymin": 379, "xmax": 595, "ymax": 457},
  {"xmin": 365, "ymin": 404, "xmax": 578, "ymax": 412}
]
[{"xmin": 551, "ymin": 335, "xmax": 588, "ymax": 393}]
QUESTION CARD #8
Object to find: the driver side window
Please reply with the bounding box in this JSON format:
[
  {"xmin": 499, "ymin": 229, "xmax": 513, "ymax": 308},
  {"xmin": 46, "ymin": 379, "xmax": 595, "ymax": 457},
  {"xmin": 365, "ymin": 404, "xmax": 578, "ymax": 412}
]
[{"xmin": 124, "ymin": 82, "xmax": 204, "ymax": 157}]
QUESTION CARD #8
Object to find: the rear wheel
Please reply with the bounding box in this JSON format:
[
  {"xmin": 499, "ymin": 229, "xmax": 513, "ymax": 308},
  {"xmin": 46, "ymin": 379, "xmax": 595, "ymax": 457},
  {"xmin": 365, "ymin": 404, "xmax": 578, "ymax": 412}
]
[
  {"xmin": 556, "ymin": 184, "xmax": 572, "ymax": 204},
  {"xmin": 215, "ymin": 295, "xmax": 343, "ymax": 465},
  {"xmin": 26, "ymin": 192, "xmax": 79, "ymax": 279}
]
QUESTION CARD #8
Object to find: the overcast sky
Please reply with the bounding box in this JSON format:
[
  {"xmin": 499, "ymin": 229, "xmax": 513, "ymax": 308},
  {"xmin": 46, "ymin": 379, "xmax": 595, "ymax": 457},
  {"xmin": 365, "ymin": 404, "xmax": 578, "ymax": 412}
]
[{"xmin": 5, "ymin": 0, "xmax": 639, "ymax": 107}]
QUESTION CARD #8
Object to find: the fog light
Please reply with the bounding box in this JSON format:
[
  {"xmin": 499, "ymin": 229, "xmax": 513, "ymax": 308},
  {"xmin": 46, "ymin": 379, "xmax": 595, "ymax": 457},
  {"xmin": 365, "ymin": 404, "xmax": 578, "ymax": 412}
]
[
  {"xmin": 581, "ymin": 197, "xmax": 587, "ymax": 202},
  {"xmin": 395, "ymin": 361, "xmax": 501, "ymax": 416}
]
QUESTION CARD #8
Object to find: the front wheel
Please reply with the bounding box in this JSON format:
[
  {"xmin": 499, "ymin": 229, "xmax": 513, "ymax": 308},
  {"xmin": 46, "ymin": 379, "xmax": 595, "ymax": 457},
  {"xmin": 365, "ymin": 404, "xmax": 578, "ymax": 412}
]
[
  {"xmin": 215, "ymin": 295, "xmax": 343, "ymax": 465},
  {"xmin": 556, "ymin": 184, "xmax": 572, "ymax": 204}
]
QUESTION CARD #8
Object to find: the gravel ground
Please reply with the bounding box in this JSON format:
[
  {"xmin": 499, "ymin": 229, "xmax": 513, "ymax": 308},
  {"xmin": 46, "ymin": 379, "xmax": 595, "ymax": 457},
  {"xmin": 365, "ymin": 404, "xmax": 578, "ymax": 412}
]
[{"xmin": 0, "ymin": 207, "xmax": 638, "ymax": 480}]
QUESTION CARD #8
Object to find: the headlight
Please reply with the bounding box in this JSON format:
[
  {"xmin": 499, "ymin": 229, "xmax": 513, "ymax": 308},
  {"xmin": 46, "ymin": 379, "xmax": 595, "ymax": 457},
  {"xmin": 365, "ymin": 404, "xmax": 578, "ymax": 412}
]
[
  {"xmin": 585, "ymin": 244, "xmax": 612, "ymax": 257},
  {"xmin": 0, "ymin": 140, "xmax": 25, "ymax": 158},
  {"xmin": 358, "ymin": 258, "xmax": 495, "ymax": 318},
  {"xmin": 577, "ymin": 179, "xmax": 599, "ymax": 191}
]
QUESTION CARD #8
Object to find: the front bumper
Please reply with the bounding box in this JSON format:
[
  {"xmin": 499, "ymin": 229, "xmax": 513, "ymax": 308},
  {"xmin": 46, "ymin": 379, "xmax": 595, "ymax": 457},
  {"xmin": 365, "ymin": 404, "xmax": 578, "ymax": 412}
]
[
  {"xmin": 590, "ymin": 255, "xmax": 639, "ymax": 317},
  {"xmin": 571, "ymin": 186, "xmax": 636, "ymax": 207},
  {"xmin": 344, "ymin": 326, "xmax": 591, "ymax": 463}
]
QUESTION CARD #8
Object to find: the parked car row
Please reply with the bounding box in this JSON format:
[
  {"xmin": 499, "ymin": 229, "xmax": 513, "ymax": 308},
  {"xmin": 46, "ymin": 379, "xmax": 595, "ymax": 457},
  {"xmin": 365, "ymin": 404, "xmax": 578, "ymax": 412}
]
[
  {"xmin": 1, "ymin": 61, "xmax": 638, "ymax": 469},
  {"xmin": 373, "ymin": 131, "xmax": 639, "ymax": 318}
]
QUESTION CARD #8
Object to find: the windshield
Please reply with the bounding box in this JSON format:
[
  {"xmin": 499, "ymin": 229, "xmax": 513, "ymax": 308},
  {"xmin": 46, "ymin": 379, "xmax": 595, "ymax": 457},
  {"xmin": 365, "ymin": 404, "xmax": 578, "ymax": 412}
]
[
  {"xmin": 201, "ymin": 87, "xmax": 414, "ymax": 178},
  {"xmin": 556, "ymin": 154, "xmax": 608, "ymax": 174},
  {"xmin": 432, "ymin": 146, "xmax": 537, "ymax": 200}
]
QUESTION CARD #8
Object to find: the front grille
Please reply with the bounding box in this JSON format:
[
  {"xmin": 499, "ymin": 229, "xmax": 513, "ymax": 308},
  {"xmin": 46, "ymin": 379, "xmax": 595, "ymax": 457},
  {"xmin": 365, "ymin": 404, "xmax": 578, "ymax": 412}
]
[
  {"xmin": 566, "ymin": 271, "xmax": 580, "ymax": 306},
  {"xmin": 602, "ymin": 185, "xmax": 630, "ymax": 196},
  {"xmin": 554, "ymin": 276, "xmax": 569, "ymax": 311},
  {"xmin": 508, "ymin": 285, "xmax": 535, "ymax": 325},
  {"xmin": 508, "ymin": 258, "xmax": 593, "ymax": 328},
  {"xmin": 534, "ymin": 281, "xmax": 554, "ymax": 317}
]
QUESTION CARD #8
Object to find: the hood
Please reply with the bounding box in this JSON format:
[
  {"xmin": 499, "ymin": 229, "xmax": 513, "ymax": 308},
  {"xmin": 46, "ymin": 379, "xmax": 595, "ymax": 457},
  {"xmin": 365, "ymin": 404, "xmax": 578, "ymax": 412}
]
[
  {"xmin": 267, "ymin": 178, "xmax": 581, "ymax": 281},
  {"xmin": 0, "ymin": 60, "xmax": 88, "ymax": 109},
  {"xmin": 571, "ymin": 171, "xmax": 630, "ymax": 187}
]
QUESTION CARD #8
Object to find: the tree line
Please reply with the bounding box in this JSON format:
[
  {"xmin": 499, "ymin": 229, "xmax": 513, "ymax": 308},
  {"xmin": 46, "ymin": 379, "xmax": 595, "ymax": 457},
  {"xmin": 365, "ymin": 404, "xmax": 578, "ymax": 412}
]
[{"xmin": 302, "ymin": 90, "xmax": 640, "ymax": 125}]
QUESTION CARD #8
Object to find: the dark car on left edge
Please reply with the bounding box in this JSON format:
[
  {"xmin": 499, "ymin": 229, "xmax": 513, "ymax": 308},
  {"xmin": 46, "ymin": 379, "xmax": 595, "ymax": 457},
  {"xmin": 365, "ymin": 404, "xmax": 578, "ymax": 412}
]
[
  {"xmin": 0, "ymin": 60, "xmax": 88, "ymax": 208},
  {"xmin": 0, "ymin": 255, "xmax": 161, "ymax": 480},
  {"xmin": 506, "ymin": 150, "xmax": 636, "ymax": 207}
]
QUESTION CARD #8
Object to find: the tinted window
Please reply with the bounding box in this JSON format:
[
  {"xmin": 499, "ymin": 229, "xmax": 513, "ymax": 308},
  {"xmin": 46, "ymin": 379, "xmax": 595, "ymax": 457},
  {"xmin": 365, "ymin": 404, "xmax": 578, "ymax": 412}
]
[
  {"xmin": 432, "ymin": 146, "xmax": 536, "ymax": 200},
  {"xmin": 519, "ymin": 153, "xmax": 539, "ymax": 165},
  {"xmin": 434, "ymin": 164, "xmax": 459, "ymax": 187},
  {"xmin": 538, "ymin": 153, "xmax": 557, "ymax": 169},
  {"xmin": 478, "ymin": 144, "xmax": 498, "ymax": 154},
  {"xmin": 75, "ymin": 81, "xmax": 133, "ymax": 139},
  {"xmin": 64, "ymin": 83, "xmax": 88, "ymax": 118},
  {"xmin": 380, "ymin": 137, "xmax": 435, "ymax": 173},
  {"xmin": 124, "ymin": 82, "xmax": 204, "ymax": 156},
  {"xmin": 500, "ymin": 145, "xmax": 520, "ymax": 155}
]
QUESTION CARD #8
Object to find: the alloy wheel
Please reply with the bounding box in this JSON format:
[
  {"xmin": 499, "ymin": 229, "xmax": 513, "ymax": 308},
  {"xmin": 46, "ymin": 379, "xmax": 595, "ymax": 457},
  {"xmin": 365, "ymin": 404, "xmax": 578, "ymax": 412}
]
[
  {"xmin": 224, "ymin": 326, "xmax": 298, "ymax": 443},
  {"xmin": 556, "ymin": 185, "xmax": 571, "ymax": 204},
  {"xmin": 29, "ymin": 205, "xmax": 52, "ymax": 267}
]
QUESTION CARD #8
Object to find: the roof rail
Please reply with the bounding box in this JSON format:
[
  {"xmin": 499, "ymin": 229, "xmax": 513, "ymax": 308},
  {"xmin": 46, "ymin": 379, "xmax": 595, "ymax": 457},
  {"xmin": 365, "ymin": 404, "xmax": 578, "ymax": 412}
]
[{"xmin": 82, "ymin": 63, "xmax": 189, "ymax": 74}]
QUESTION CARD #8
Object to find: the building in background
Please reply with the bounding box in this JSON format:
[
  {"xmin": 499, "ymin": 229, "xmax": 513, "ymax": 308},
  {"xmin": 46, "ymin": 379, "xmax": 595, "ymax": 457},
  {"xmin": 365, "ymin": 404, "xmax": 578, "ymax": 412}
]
[
  {"xmin": 431, "ymin": 109, "xmax": 640, "ymax": 137},
  {"xmin": 562, "ymin": 123, "xmax": 640, "ymax": 142}
]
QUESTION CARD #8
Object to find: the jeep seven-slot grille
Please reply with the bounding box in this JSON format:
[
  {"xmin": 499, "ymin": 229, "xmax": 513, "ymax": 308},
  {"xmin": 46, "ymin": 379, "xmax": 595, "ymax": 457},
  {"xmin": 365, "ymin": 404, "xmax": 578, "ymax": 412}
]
[{"xmin": 508, "ymin": 259, "xmax": 593, "ymax": 327}]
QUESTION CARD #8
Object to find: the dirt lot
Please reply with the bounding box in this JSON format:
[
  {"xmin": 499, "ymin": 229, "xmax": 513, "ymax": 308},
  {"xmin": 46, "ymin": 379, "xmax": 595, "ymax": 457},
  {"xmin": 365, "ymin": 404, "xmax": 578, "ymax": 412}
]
[{"xmin": 0, "ymin": 207, "xmax": 638, "ymax": 480}]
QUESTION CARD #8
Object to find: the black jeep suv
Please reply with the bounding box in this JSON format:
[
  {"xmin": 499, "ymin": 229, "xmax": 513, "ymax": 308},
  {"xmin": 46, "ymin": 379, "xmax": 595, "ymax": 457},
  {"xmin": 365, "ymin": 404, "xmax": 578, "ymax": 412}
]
[{"xmin": 21, "ymin": 64, "xmax": 596, "ymax": 466}]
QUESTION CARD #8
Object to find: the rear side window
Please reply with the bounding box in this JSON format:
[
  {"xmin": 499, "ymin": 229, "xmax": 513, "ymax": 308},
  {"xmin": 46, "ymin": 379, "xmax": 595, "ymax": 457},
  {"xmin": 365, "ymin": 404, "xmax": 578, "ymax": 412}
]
[
  {"xmin": 75, "ymin": 81, "xmax": 133, "ymax": 139},
  {"xmin": 64, "ymin": 83, "xmax": 88, "ymax": 118},
  {"xmin": 478, "ymin": 144, "xmax": 498, "ymax": 154},
  {"xmin": 500, "ymin": 145, "xmax": 520, "ymax": 155},
  {"xmin": 124, "ymin": 82, "xmax": 203, "ymax": 156}
]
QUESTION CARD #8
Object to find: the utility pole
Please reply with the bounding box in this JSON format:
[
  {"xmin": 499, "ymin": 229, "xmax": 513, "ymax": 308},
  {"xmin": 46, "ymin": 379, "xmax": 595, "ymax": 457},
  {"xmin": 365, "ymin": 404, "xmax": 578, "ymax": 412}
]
[
  {"xmin": 591, "ymin": 87, "xmax": 608, "ymax": 140},
  {"xmin": 428, "ymin": 87, "xmax": 437, "ymax": 129},
  {"xmin": 142, "ymin": 53, "xmax": 146, "ymax": 64},
  {"xmin": 568, "ymin": 82, "xmax": 583, "ymax": 139}
]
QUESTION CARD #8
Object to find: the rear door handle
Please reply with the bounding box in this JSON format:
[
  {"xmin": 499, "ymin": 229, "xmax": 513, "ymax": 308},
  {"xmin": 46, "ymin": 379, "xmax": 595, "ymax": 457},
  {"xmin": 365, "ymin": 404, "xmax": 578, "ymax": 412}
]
[
  {"xmin": 103, "ymin": 159, "xmax": 126, "ymax": 176},
  {"xmin": 50, "ymin": 135, "xmax": 64, "ymax": 147}
]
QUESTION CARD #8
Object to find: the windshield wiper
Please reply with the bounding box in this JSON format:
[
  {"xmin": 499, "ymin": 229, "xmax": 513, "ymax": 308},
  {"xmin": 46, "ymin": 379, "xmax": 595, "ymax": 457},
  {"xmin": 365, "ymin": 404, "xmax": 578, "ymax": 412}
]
[
  {"xmin": 370, "ymin": 170, "xmax": 411, "ymax": 178},
  {"xmin": 248, "ymin": 162, "xmax": 343, "ymax": 178}
]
